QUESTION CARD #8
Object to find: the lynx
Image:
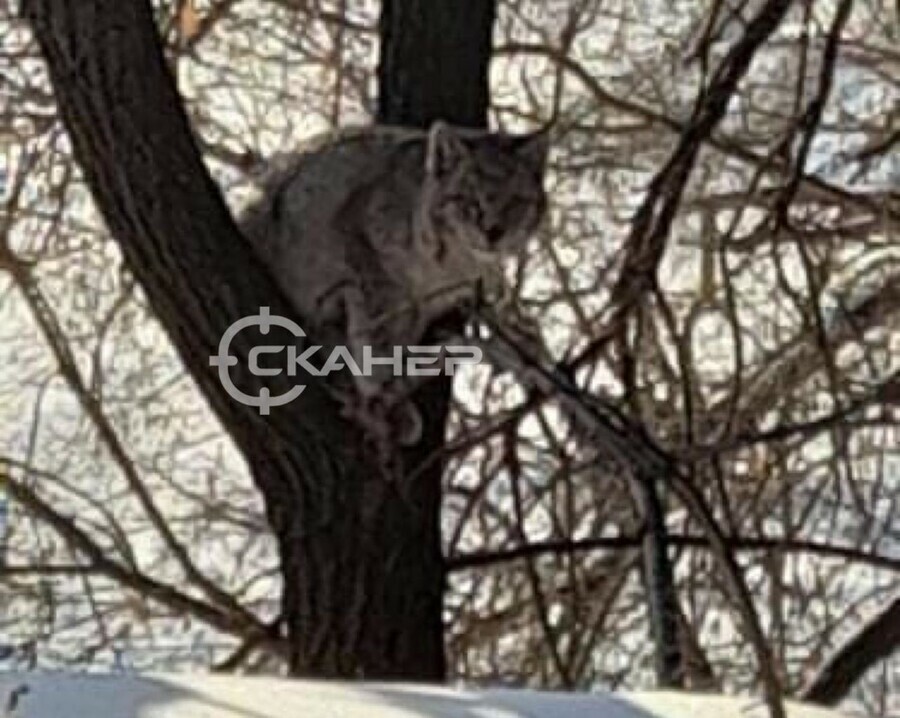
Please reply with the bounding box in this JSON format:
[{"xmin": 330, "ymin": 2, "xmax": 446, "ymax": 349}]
[{"xmin": 239, "ymin": 122, "xmax": 549, "ymax": 446}]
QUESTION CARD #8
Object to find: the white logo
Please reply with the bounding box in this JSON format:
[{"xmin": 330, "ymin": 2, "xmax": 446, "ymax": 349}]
[
  {"xmin": 211, "ymin": 308, "xmax": 483, "ymax": 415},
  {"xmin": 210, "ymin": 307, "xmax": 307, "ymax": 416}
]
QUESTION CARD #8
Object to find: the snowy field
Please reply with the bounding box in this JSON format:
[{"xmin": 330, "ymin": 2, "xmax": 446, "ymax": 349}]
[{"xmin": 0, "ymin": 674, "xmax": 849, "ymax": 718}]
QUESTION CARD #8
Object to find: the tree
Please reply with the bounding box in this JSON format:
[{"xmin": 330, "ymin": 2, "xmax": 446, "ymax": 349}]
[
  {"xmin": 3, "ymin": 0, "xmax": 897, "ymax": 713},
  {"xmin": 18, "ymin": 0, "xmax": 504, "ymax": 680}
]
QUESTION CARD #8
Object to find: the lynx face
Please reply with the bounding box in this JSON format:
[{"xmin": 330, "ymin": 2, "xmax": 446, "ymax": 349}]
[{"xmin": 421, "ymin": 123, "xmax": 549, "ymax": 256}]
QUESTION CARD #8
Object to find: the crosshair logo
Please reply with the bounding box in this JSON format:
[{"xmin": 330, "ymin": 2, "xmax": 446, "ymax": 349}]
[
  {"xmin": 209, "ymin": 307, "xmax": 306, "ymax": 416},
  {"xmin": 211, "ymin": 308, "xmax": 484, "ymax": 416}
]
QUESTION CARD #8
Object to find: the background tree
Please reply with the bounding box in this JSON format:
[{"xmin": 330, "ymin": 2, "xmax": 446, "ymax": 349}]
[{"xmin": 0, "ymin": 0, "xmax": 897, "ymax": 715}]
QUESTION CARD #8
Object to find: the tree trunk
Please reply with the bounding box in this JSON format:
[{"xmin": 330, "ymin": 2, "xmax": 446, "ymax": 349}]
[
  {"xmin": 23, "ymin": 0, "xmax": 495, "ymax": 679},
  {"xmin": 378, "ymin": 0, "xmax": 495, "ymax": 129}
]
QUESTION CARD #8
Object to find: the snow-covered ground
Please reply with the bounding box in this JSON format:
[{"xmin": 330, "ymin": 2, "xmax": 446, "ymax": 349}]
[{"xmin": 0, "ymin": 674, "xmax": 848, "ymax": 718}]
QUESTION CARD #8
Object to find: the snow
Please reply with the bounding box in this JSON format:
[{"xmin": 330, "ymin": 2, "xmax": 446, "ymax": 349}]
[{"xmin": 0, "ymin": 674, "xmax": 849, "ymax": 718}]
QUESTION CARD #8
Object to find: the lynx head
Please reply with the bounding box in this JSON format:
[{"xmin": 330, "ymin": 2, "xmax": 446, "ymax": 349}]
[{"xmin": 421, "ymin": 122, "xmax": 549, "ymax": 254}]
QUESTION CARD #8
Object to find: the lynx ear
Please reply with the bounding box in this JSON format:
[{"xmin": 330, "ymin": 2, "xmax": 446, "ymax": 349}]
[
  {"xmin": 426, "ymin": 121, "xmax": 469, "ymax": 177},
  {"xmin": 513, "ymin": 128, "xmax": 550, "ymax": 172}
]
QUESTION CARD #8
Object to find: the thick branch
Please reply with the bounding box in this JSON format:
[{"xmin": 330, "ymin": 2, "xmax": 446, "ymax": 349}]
[
  {"xmin": 21, "ymin": 0, "xmax": 344, "ymax": 457},
  {"xmin": 800, "ymin": 592, "xmax": 900, "ymax": 705}
]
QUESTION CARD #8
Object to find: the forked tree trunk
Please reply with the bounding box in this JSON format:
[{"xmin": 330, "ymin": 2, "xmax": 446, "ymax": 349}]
[{"xmin": 23, "ymin": 0, "xmax": 495, "ymax": 679}]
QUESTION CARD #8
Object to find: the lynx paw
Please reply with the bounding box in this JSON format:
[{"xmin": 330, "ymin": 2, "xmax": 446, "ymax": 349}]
[{"xmin": 338, "ymin": 391, "xmax": 423, "ymax": 448}]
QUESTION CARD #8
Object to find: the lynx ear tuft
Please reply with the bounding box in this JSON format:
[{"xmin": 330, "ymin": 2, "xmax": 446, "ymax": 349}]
[{"xmin": 426, "ymin": 122, "xmax": 469, "ymax": 177}]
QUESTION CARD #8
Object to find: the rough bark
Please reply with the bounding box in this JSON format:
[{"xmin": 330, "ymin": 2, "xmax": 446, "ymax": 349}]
[
  {"xmin": 23, "ymin": 0, "xmax": 494, "ymax": 679},
  {"xmin": 378, "ymin": 0, "xmax": 495, "ymax": 129}
]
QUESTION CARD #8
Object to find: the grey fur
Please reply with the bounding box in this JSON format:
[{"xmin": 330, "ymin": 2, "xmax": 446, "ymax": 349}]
[{"xmin": 239, "ymin": 122, "xmax": 548, "ymax": 445}]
